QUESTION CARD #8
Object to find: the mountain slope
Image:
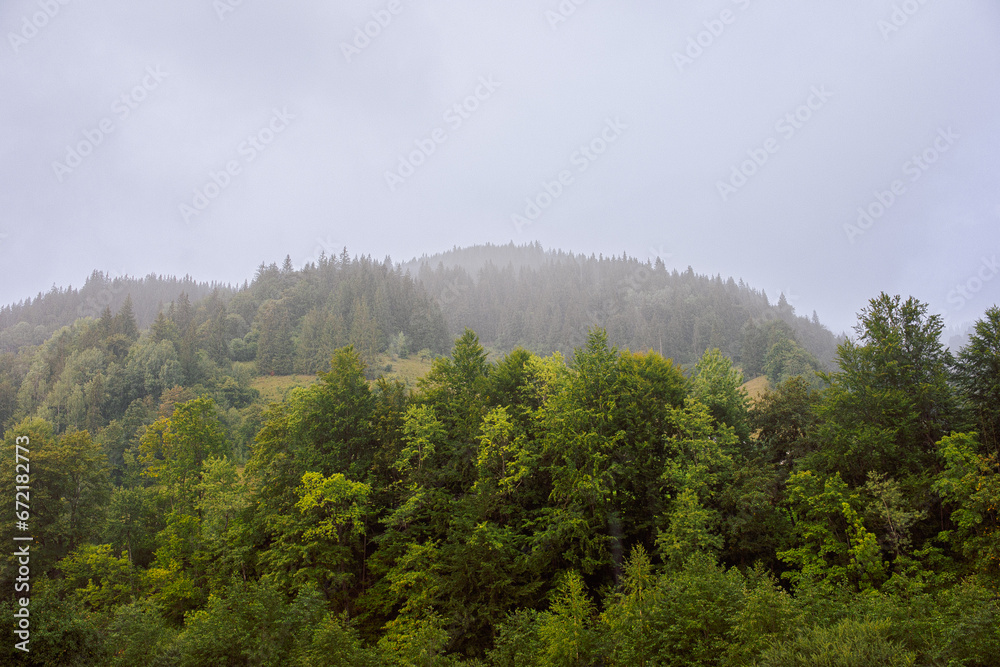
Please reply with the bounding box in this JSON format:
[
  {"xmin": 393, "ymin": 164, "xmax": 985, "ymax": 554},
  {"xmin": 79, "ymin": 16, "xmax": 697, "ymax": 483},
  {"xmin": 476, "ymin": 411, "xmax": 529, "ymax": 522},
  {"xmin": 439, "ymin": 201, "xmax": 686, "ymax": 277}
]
[{"xmin": 406, "ymin": 243, "xmax": 840, "ymax": 369}]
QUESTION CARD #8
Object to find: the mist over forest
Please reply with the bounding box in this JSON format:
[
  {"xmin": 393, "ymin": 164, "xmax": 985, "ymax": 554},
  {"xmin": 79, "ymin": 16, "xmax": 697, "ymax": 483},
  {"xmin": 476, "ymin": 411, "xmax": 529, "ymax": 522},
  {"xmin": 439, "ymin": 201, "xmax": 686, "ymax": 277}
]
[
  {"xmin": 0, "ymin": 243, "xmax": 999, "ymax": 664},
  {"xmin": 3, "ymin": 0, "xmax": 999, "ymax": 664}
]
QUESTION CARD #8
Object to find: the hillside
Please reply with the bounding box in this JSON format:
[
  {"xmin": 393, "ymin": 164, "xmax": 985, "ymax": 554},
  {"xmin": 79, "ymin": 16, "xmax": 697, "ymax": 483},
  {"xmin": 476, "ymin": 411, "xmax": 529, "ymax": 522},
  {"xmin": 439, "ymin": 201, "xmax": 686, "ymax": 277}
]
[
  {"xmin": 0, "ymin": 247, "xmax": 996, "ymax": 663},
  {"xmin": 0, "ymin": 272, "xmax": 237, "ymax": 353},
  {"xmin": 2, "ymin": 298, "xmax": 1000, "ymax": 664},
  {"xmin": 1, "ymin": 244, "xmax": 839, "ymax": 378},
  {"xmin": 0, "ymin": 244, "xmax": 840, "ymax": 437},
  {"xmin": 406, "ymin": 242, "xmax": 841, "ymax": 371}
]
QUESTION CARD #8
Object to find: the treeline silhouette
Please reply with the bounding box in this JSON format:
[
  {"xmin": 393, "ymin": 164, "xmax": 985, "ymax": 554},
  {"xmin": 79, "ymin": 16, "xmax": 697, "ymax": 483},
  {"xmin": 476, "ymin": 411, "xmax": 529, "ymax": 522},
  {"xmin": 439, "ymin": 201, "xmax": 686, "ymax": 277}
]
[
  {"xmin": 2, "ymin": 244, "xmax": 839, "ymax": 383},
  {"xmin": 407, "ymin": 242, "xmax": 840, "ymax": 371}
]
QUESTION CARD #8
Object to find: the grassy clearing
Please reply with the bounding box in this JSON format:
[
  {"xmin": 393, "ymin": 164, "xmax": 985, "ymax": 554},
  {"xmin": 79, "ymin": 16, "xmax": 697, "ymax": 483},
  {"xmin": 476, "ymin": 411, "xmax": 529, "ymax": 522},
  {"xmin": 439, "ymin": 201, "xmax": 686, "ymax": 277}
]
[
  {"xmin": 250, "ymin": 354, "xmax": 436, "ymax": 404},
  {"xmin": 742, "ymin": 375, "xmax": 770, "ymax": 403},
  {"xmin": 372, "ymin": 353, "xmax": 436, "ymax": 390},
  {"xmin": 251, "ymin": 374, "xmax": 320, "ymax": 403}
]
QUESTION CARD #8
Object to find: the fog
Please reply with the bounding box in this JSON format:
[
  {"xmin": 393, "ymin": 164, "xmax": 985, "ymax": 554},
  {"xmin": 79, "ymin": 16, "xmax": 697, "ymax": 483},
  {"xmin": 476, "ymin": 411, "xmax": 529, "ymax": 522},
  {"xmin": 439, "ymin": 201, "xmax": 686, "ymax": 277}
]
[{"xmin": 2, "ymin": 0, "xmax": 999, "ymax": 334}]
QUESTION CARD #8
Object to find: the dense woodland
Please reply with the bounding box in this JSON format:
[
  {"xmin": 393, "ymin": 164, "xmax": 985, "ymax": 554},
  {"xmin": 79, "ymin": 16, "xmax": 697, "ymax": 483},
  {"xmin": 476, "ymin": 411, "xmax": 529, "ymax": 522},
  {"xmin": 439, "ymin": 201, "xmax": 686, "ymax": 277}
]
[
  {"xmin": 1, "ymin": 248, "xmax": 998, "ymax": 665},
  {"xmin": 408, "ymin": 243, "xmax": 840, "ymax": 371},
  {"xmin": 0, "ymin": 273, "xmax": 235, "ymax": 352},
  {"xmin": 1, "ymin": 243, "xmax": 839, "ymax": 392}
]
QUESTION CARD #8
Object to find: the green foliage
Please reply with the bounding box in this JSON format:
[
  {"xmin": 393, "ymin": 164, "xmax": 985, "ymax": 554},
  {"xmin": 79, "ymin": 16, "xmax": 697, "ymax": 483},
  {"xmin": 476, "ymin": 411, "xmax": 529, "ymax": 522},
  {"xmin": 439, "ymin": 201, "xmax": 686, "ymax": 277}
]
[
  {"xmin": 390, "ymin": 331, "xmax": 411, "ymax": 359},
  {"xmin": 725, "ymin": 565, "xmax": 803, "ymax": 664},
  {"xmin": 860, "ymin": 471, "xmax": 925, "ymax": 559},
  {"xmin": 104, "ymin": 598, "xmax": 179, "ymax": 667},
  {"xmin": 764, "ymin": 336, "xmax": 824, "ymax": 389},
  {"xmin": 749, "ymin": 375, "xmax": 821, "ymax": 468},
  {"xmin": 533, "ymin": 331, "xmax": 625, "ymax": 578},
  {"xmin": 954, "ymin": 305, "xmax": 1000, "ymax": 452},
  {"xmin": 487, "ymin": 609, "xmax": 545, "ymax": 667},
  {"xmin": 0, "ymin": 420, "xmax": 110, "ymax": 583},
  {"xmin": 0, "ymin": 581, "xmax": 107, "ymax": 666},
  {"xmin": 690, "ymin": 347, "xmax": 751, "ymax": 442},
  {"xmin": 56, "ymin": 544, "xmax": 137, "ymax": 611},
  {"xmin": 280, "ymin": 471, "xmax": 370, "ymax": 599},
  {"xmin": 536, "ymin": 571, "xmax": 599, "ymax": 666},
  {"xmin": 420, "ymin": 329, "xmax": 490, "ymax": 428},
  {"xmin": 303, "ymin": 345, "xmax": 379, "ymax": 478},
  {"xmin": 779, "ymin": 470, "xmax": 887, "ymax": 593},
  {"xmin": 473, "ymin": 406, "xmax": 520, "ymax": 495},
  {"xmin": 599, "ymin": 546, "xmax": 659, "ymax": 665},
  {"xmin": 758, "ymin": 618, "xmax": 916, "ymax": 667},
  {"xmin": 145, "ymin": 511, "xmax": 210, "ymax": 622},
  {"xmin": 814, "ymin": 293, "xmax": 956, "ymax": 486},
  {"xmin": 607, "ymin": 551, "xmax": 746, "ymax": 666},
  {"xmin": 350, "ymin": 297, "xmax": 383, "ymax": 377},
  {"xmin": 171, "ymin": 579, "xmax": 326, "ymax": 666},
  {"xmin": 742, "ymin": 318, "xmax": 796, "ymax": 377},
  {"xmin": 657, "ymin": 486, "xmax": 724, "ymax": 566},
  {"xmin": 377, "ymin": 607, "xmax": 454, "ymax": 666},
  {"xmin": 139, "ymin": 396, "xmax": 227, "ymax": 513},
  {"xmin": 104, "ymin": 484, "xmax": 160, "ymax": 568},
  {"xmin": 397, "ymin": 404, "xmax": 445, "ymax": 478},
  {"xmin": 257, "ymin": 299, "xmax": 295, "ymax": 375},
  {"xmin": 2, "ymin": 288, "xmax": 1000, "ymax": 665},
  {"xmin": 934, "ymin": 431, "xmax": 1000, "ymax": 578},
  {"xmin": 298, "ymin": 611, "xmax": 384, "ymax": 666},
  {"xmin": 717, "ymin": 456, "xmax": 791, "ymax": 569},
  {"xmin": 195, "ymin": 455, "xmax": 248, "ymax": 586},
  {"xmin": 656, "ymin": 398, "xmax": 736, "ymax": 566}
]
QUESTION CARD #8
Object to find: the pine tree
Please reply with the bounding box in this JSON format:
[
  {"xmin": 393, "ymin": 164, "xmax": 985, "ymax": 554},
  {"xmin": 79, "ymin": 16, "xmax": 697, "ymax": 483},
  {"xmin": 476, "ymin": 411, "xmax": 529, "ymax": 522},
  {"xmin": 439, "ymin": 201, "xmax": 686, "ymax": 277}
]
[
  {"xmin": 814, "ymin": 293, "xmax": 957, "ymax": 486},
  {"xmin": 113, "ymin": 295, "xmax": 139, "ymax": 341},
  {"xmin": 348, "ymin": 297, "xmax": 380, "ymax": 376},
  {"xmin": 256, "ymin": 300, "xmax": 293, "ymax": 375},
  {"xmin": 173, "ymin": 293, "xmax": 193, "ymax": 332},
  {"xmin": 954, "ymin": 306, "xmax": 1000, "ymax": 455}
]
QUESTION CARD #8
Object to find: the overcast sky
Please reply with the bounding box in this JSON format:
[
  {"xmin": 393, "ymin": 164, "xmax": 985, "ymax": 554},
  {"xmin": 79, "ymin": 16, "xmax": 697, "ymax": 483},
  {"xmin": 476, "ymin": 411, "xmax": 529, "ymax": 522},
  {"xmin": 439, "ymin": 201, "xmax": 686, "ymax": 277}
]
[{"xmin": 2, "ymin": 1, "xmax": 998, "ymax": 335}]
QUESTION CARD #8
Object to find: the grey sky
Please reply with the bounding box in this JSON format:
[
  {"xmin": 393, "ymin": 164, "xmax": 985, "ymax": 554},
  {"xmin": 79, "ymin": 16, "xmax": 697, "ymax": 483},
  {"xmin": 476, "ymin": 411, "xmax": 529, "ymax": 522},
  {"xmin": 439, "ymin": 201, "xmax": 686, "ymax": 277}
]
[{"xmin": 2, "ymin": 0, "xmax": 998, "ymax": 335}]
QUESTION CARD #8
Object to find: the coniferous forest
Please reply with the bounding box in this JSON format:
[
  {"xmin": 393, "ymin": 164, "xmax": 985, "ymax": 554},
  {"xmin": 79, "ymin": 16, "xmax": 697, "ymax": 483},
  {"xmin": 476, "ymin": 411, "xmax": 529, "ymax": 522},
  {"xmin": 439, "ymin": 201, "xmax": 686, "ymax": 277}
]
[{"xmin": 2, "ymin": 246, "xmax": 999, "ymax": 665}]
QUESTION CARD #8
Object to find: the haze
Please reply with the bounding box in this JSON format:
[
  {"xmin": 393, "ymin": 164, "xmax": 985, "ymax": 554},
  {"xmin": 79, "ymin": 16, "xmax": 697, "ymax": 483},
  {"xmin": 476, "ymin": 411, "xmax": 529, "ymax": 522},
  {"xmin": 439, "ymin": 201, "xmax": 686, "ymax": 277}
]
[{"xmin": 2, "ymin": 0, "xmax": 999, "ymax": 335}]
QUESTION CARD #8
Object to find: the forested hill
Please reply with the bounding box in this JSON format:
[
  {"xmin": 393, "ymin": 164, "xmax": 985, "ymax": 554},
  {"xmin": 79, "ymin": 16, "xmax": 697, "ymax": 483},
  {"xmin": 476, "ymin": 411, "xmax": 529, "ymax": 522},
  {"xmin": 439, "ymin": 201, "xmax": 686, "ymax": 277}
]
[
  {"xmin": 0, "ymin": 250, "xmax": 451, "ymax": 454},
  {"xmin": 0, "ymin": 254, "xmax": 451, "ymax": 361},
  {"xmin": 0, "ymin": 271, "xmax": 236, "ymax": 352},
  {"xmin": 2, "ymin": 244, "xmax": 840, "ymax": 385},
  {"xmin": 404, "ymin": 240, "xmax": 562, "ymax": 275},
  {"xmin": 406, "ymin": 242, "xmax": 841, "ymax": 371},
  {"xmin": 2, "ymin": 244, "xmax": 1000, "ymax": 662}
]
